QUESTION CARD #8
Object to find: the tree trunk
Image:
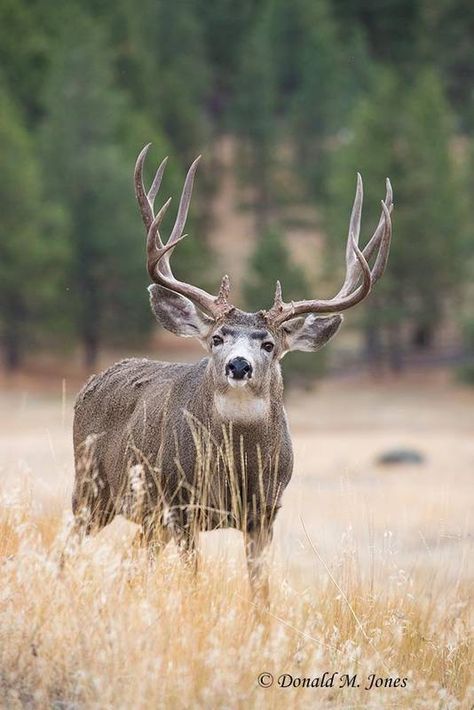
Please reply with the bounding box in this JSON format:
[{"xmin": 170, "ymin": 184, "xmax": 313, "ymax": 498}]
[
  {"xmin": 79, "ymin": 287, "xmax": 100, "ymax": 369},
  {"xmin": 412, "ymin": 323, "xmax": 434, "ymax": 349},
  {"xmin": 76, "ymin": 254, "xmax": 101, "ymax": 370},
  {"xmin": 387, "ymin": 323, "xmax": 404, "ymax": 373},
  {"xmin": 2, "ymin": 302, "xmax": 24, "ymax": 372},
  {"xmin": 254, "ymin": 145, "xmax": 272, "ymax": 236},
  {"xmin": 3, "ymin": 330, "xmax": 21, "ymax": 371},
  {"xmin": 83, "ymin": 329, "xmax": 99, "ymax": 369},
  {"xmin": 364, "ymin": 322, "xmax": 383, "ymax": 374}
]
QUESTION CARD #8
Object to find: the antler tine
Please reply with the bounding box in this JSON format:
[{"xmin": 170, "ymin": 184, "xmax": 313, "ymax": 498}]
[
  {"xmin": 264, "ymin": 175, "xmax": 394, "ymax": 327},
  {"xmin": 134, "ymin": 144, "xmax": 168, "ymax": 233},
  {"xmin": 338, "ymin": 172, "xmax": 364, "ymax": 298},
  {"xmin": 169, "ymin": 156, "xmax": 201, "ymax": 246},
  {"xmin": 362, "ymin": 178, "xmax": 393, "ymax": 264},
  {"xmin": 148, "ymin": 157, "xmax": 201, "ymax": 282},
  {"xmin": 215, "ymin": 274, "xmax": 231, "ymax": 307},
  {"xmin": 370, "ymin": 199, "xmax": 392, "ymax": 284},
  {"xmin": 135, "ymin": 145, "xmax": 234, "ymax": 319},
  {"xmin": 348, "ymin": 173, "xmax": 363, "ymax": 254},
  {"xmin": 148, "ymin": 156, "xmax": 168, "ymax": 206},
  {"xmin": 134, "ymin": 143, "xmax": 153, "ymax": 230},
  {"xmin": 336, "ymin": 177, "xmax": 394, "ymax": 299},
  {"xmin": 147, "ymin": 156, "xmax": 200, "ymax": 282},
  {"xmin": 146, "ymin": 198, "xmax": 173, "ymax": 278}
]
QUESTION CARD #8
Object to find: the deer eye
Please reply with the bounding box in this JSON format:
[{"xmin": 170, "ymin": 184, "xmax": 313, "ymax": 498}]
[
  {"xmin": 212, "ymin": 335, "xmax": 223, "ymax": 347},
  {"xmin": 262, "ymin": 341, "xmax": 274, "ymax": 352}
]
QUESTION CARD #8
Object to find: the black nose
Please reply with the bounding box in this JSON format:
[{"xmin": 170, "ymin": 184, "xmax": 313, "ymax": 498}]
[{"xmin": 226, "ymin": 357, "xmax": 253, "ymax": 380}]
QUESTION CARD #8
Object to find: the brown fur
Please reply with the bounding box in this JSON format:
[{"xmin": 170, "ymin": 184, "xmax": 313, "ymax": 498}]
[
  {"xmin": 71, "ymin": 148, "xmax": 392, "ymax": 593},
  {"xmin": 72, "ymin": 307, "xmax": 300, "ymax": 588}
]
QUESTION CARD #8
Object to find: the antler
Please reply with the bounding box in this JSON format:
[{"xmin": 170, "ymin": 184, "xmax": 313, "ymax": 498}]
[
  {"xmin": 134, "ymin": 144, "xmax": 233, "ymax": 319},
  {"xmin": 264, "ymin": 174, "xmax": 393, "ymax": 327}
]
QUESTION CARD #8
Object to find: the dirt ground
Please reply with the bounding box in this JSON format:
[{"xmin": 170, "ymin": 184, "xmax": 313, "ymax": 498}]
[{"xmin": 0, "ymin": 364, "xmax": 472, "ymax": 586}]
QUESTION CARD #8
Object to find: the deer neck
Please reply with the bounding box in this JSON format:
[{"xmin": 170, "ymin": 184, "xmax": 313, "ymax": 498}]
[{"xmin": 213, "ymin": 388, "xmax": 270, "ymax": 422}]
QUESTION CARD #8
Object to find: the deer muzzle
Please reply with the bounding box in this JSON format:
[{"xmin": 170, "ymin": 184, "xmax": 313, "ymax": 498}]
[{"xmin": 226, "ymin": 357, "xmax": 253, "ymax": 382}]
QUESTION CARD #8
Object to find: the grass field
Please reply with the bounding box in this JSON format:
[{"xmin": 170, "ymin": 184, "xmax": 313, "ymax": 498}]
[{"xmin": 0, "ymin": 367, "xmax": 472, "ymax": 708}]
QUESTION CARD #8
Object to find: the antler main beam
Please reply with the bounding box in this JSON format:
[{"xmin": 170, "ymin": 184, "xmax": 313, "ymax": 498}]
[
  {"xmin": 264, "ymin": 174, "xmax": 393, "ymax": 327},
  {"xmin": 134, "ymin": 144, "xmax": 233, "ymax": 320}
]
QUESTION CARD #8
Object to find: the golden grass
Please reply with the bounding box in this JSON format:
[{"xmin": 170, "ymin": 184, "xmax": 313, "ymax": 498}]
[{"xmin": 1, "ymin": 484, "xmax": 472, "ymax": 709}]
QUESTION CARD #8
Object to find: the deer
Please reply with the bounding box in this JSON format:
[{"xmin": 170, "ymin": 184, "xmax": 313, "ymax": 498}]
[{"xmin": 71, "ymin": 144, "xmax": 393, "ymax": 594}]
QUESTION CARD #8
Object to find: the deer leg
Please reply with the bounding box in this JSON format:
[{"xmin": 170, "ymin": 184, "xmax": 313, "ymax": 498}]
[
  {"xmin": 71, "ymin": 456, "xmax": 116, "ymax": 536},
  {"xmin": 176, "ymin": 531, "xmax": 199, "ymax": 575},
  {"xmin": 245, "ymin": 524, "xmax": 273, "ymax": 605},
  {"xmin": 59, "ymin": 462, "xmax": 116, "ymax": 571},
  {"xmin": 70, "ymin": 473, "xmax": 114, "ymax": 535},
  {"xmin": 132, "ymin": 513, "xmax": 171, "ymax": 564},
  {"xmin": 164, "ymin": 506, "xmax": 199, "ymax": 575},
  {"xmin": 64, "ymin": 503, "xmax": 112, "ymax": 552}
]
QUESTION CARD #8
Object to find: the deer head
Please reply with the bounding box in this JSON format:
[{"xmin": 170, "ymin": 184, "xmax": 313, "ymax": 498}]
[{"xmin": 135, "ymin": 145, "xmax": 393, "ymax": 397}]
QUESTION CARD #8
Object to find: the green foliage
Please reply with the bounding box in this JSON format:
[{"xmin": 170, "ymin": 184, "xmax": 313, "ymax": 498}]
[
  {"xmin": 457, "ymin": 312, "xmax": 474, "ymax": 385},
  {"xmin": 327, "ymin": 68, "xmax": 464, "ymax": 363},
  {"xmin": 396, "ymin": 69, "xmax": 463, "ymax": 331},
  {"xmin": 0, "ymin": 0, "xmax": 473, "ymax": 374},
  {"xmin": 457, "ymin": 363, "xmax": 474, "ymax": 385},
  {"xmin": 145, "ymin": 0, "xmax": 211, "ymax": 161},
  {"xmin": 243, "ymin": 227, "xmax": 306, "ymax": 311},
  {"xmin": 0, "ymin": 0, "xmax": 50, "ymax": 123},
  {"xmin": 232, "ymin": 0, "xmax": 374, "ymax": 223},
  {"xmin": 0, "ymin": 83, "xmax": 68, "ymax": 368},
  {"xmin": 287, "ymin": 0, "xmax": 349, "ymax": 194},
  {"xmin": 419, "ymin": 0, "xmax": 474, "ymax": 128},
  {"xmin": 243, "ymin": 227, "xmax": 326, "ymax": 380},
  {"xmin": 40, "ymin": 11, "xmax": 149, "ymax": 364},
  {"xmin": 196, "ymin": 0, "xmax": 260, "ymax": 118},
  {"xmin": 233, "ymin": 1, "xmax": 278, "ymax": 231},
  {"xmin": 332, "ymin": 0, "xmax": 423, "ymax": 70}
]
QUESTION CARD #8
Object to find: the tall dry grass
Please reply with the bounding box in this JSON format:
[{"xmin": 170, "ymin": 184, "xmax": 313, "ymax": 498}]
[{"xmin": 0, "ymin": 481, "xmax": 472, "ymax": 709}]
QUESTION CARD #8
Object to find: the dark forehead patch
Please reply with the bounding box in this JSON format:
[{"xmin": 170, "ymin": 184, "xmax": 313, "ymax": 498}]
[
  {"xmin": 250, "ymin": 330, "xmax": 270, "ymax": 340},
  {"xmin": 219, "ymin": 325, "xmax": 271, "ymax": 340}
]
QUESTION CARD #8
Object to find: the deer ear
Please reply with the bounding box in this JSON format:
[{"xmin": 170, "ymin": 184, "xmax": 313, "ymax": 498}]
[
  {"xmin": 148, "ymin": 284, "xmax": 214, "ymax": 339},
  {"xmin": 280, "ymin": 314, "xmax": 343, "ymax": 355}
]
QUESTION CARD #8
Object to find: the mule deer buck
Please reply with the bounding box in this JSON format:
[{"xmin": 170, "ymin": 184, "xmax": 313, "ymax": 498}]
[{"xmin": 72, "ymin": 144, "xmax": 393, "ymax": 592}]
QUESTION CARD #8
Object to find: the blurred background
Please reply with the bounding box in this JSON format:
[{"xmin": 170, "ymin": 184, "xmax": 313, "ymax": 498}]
[
  {"xmin": 0, "ymin": 0, "xmax": 473, "ymax": 383},
  {"xmin": 0, "ymin": 0, "xmax": 473, "ymax": 594}
]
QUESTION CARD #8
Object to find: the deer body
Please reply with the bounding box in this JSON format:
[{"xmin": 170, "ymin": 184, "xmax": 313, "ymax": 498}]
[
  {"xmin": 72, "ymin": 145, "xmax": 393, "ymax": 590},
  {"xmin": 73, "ymin": 348, "xmax": 292, "ymax": 534}
]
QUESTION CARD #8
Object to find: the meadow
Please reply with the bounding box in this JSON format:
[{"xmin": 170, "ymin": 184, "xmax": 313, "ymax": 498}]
[{"xmin": 0, "ymin": 366, "xmax": 472, "ymax": 708}]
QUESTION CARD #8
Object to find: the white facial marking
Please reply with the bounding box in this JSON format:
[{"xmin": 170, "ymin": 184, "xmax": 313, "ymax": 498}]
[
  {"xmin": 214, "ymin": 391, "xmax": 269, "ymax": 422},
  {"xmin": 227, "ymin": 376, "xmax": 248, "ymax": 389},
  {"xmin": 225, "ymin": 337, "xmax": 256, "ymax": 371}
]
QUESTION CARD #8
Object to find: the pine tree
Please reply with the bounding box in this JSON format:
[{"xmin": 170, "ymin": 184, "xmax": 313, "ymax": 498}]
[
  {"xmin": 196, "ymin": 0, "xmax": 261, "ymax": 122},
  {"xmin": 327, "ymin": 68, "xmax": 463, "ymax": 368},
  {"xmin": 243, "ymin": 226, "xmax": 326, "ymax": 380},
  {"xmin": 243, "ymin": 227, "xmax": 307, "ymax": 311},
  {"xmin": 331, "ymin": 0, "xmax": 423, "ymax": 71},
  {"xmin": 40, "ymin": 12, "xmax": 150, "ymax": 367},
  {"xmin": 145, "ymin": 0, "xmax": 211, "ymax": 162},
  {"xmin": 0, "ymin": 0, "xmax": 50, "ymax": 125},
  {"xmin": 419, "ymin": 0, "xmax": 474, "ymax": 128},
  {"xmin": 286, "ymin": 0, "xmax": 348, "ymax": 196},
  {"xmin": 0, "ymin": 84, "xmax": 67, "ymax": 369},
  {"xmin": 397, "ymin": 69, "xmax": 463, "ymax": 346},
  {"xmin": 327, "ymin": 70, "xmax": 399, "ymax": 367},
  {"xmin": 233, "ymin": 2, "xmax": 278, "ymax": 234}
]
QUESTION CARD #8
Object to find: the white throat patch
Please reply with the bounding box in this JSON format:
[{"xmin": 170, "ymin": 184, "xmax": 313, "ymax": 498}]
[{"xmin": 214, "ymin": 391, "xmax": 269, "ymax": 422}]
